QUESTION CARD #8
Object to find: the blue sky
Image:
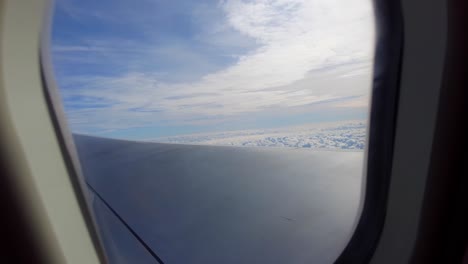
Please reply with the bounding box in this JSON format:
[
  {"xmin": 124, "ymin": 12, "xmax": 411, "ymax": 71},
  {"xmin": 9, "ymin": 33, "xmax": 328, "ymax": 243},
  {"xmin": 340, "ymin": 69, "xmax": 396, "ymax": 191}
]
[{"xmin": 51, "ymin": 0, "xmax": 375, "ymax": 139}]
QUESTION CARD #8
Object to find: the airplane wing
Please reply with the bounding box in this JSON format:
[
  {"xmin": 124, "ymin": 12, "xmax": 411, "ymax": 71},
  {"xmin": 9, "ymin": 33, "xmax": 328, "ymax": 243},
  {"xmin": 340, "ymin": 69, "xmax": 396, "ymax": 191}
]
[{"xmin": 74, "ymin": 135, "xmax": 363, "ymax": 264}]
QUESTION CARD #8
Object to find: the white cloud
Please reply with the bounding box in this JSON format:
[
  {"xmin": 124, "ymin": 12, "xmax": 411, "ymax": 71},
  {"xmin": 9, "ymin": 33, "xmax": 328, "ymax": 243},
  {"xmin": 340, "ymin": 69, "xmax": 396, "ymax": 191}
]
[
  {"xmin": 153, "ymin": 120, "xmax": 367, "ymax": 150},
  {"xmin": 56, "ymin": 0, "xmax": 375, "ymax": 134}
]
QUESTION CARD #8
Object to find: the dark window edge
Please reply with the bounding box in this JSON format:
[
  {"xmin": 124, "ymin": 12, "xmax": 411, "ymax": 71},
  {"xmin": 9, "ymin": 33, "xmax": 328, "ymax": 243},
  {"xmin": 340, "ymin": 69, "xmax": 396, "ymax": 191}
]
[{"xmin": 334, "ymin": 0, "xmax": 404, "ymax": 262}]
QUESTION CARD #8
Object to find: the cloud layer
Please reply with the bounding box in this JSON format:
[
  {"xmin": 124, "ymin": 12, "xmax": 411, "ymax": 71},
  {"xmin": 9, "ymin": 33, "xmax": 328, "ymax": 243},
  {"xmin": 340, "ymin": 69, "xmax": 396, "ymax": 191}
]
[
  {"xmin": 154, "ymin": 120, "xmax": 367, "ymax": 150},
  {"xmin": 52, "ymin": 0, "xmax": 375, "ymax": 137}
]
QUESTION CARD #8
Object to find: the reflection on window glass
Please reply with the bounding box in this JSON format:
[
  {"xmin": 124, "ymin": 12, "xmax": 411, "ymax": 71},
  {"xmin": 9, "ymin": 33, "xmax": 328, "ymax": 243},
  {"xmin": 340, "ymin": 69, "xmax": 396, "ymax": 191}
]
[{"xmin": 52, "ymin": 0, "xmax": 375, "ymax": 263}]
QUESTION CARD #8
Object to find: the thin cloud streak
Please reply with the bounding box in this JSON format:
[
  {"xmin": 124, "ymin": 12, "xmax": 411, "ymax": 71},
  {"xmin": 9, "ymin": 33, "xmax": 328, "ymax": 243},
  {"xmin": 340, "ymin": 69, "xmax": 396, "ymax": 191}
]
[{"xmin": 52, "ymin": 0, "xmax": 375, "ymax": 137}]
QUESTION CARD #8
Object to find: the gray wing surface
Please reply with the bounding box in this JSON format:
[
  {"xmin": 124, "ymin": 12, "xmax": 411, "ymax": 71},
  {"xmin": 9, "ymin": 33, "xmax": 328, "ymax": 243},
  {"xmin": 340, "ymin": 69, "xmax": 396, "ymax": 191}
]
[{"xmin": 74, "ymin": 134, "xmax": 363, "ymax": 264}]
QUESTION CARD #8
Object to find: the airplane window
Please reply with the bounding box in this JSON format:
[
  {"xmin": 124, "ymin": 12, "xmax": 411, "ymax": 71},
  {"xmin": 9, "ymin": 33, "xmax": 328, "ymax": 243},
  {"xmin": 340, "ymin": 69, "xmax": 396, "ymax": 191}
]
[{"xmin": 50, "ymin": 0, "xmax": 375, "ymax": 263}]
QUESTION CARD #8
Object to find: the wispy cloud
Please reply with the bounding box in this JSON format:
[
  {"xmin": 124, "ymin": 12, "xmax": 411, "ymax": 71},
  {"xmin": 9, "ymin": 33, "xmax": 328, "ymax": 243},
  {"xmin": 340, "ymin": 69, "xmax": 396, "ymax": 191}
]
[{"xmin": 52, "ymin": 0, "xmax": 375, "ymax": 137}]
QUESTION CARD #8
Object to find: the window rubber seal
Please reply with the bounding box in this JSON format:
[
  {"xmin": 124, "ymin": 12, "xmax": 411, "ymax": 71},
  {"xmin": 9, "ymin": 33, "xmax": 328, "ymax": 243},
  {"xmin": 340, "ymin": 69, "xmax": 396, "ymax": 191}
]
[{"xmin": 334, "ymin": 0, "xmax": 404, "ymax": 263}]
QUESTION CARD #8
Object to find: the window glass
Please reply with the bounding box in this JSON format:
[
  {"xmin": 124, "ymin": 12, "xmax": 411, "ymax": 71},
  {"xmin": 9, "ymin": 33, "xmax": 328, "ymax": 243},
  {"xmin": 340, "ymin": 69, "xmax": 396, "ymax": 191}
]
[{"xmin": 51, "ymin": 0, "xmax": 375, "ymax": 263}]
